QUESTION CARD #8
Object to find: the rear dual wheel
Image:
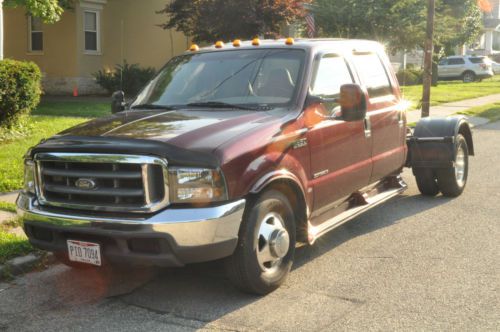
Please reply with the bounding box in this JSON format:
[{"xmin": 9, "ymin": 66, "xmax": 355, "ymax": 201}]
[
  {"xmin": 414, "ymin": 134, "xmax": 469, "ymax": 197},
  {"xmin": 225, "ymin": 190, "xmax": 296, "ymax": 295}
]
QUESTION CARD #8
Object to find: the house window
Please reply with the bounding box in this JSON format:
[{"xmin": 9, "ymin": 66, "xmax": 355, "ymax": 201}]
[
  {"xmin": 29, "ymin": 16, "xmax": 43, "ymax": 52},
  {"xmin": 84, "ymin": 11, "xmax": 100, "ymax": 53}
]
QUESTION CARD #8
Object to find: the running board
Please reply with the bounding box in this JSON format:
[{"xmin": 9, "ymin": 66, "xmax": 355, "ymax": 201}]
[{"xmin": 307, "ymin": 177, "xmax": 408, "ymax": 244}]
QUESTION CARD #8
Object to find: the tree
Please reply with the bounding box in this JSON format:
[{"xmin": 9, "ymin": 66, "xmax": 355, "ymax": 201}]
[
  {"xmin": 314, "ymin": 0, "xmax": 483, "ymax": 53},
  {"xmin": 158, "ymin": 0, "xmax": 310, "ymax": 43}
]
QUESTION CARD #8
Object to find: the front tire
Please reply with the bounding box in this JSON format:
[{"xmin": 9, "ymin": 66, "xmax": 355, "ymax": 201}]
[
  {"xmin": 436, "ymin": 134, "xmax": 469, "ymax": 197},
  {"xmin": 225, "ymin": 190, "xmax": 296, "ymax": 295}
]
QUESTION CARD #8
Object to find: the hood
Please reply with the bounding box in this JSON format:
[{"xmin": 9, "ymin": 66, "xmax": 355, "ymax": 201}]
[{"xmin": 57, "ymin": 108, "xmax": 276, "ymax": 152}]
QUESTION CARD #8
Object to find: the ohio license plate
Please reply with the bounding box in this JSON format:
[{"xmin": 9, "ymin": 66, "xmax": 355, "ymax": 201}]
[{"xmin": 67, "ymin": 240, "xmax": 102, "ymax": 266}]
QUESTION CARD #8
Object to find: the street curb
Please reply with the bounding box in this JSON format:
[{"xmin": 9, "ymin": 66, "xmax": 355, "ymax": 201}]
[{"xmin": 0, "ymin": 252, "xmax": 55, "ymax": 280}]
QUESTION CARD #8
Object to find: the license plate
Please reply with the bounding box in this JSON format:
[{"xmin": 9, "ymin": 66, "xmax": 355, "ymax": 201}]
[{"xmin": 67, "ymin": 240, "xmax": 102, "ymax": 266}]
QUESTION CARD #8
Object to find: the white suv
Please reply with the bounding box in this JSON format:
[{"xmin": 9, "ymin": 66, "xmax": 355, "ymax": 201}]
[{"xmin": 438, "ymin": 56, "xmax": 494, "ymax": 83}]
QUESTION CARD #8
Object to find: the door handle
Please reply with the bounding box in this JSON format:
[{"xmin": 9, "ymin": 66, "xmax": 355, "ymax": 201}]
[{"xmin": 364, "ymin": 115, "xmax": 371, "ymax": 138}]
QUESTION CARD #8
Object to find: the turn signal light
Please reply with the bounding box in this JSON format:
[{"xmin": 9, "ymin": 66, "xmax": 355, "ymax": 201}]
[
  {"xmin": 252, "ymin": 38, "xmax": 261, "ymax": 46},
  {"xmin": 285, "ymin": 37, "xmax": 295, "ymax": 45},
  {"xmin": 215, "ymin": 41, "xmax": 224, "ymax": 48},
  {"xmin": 233, "ymin": 39, "xmax": 241, "ymax": 47},
  {"xmin": 189, "ymin": 44, "xmax": 199, "ymax": 52}
]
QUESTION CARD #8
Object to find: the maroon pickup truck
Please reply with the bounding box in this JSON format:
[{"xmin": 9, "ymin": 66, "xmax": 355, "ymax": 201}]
[{"xmin": 17, "ymin": 39, "xmax": 473, "ymax": 294}]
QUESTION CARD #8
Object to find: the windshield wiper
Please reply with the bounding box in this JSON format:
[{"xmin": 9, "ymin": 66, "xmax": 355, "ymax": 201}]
[
  {"xmin": 186, "ymin": 101, "xmax": 258, "ymax": 111},
  {"xmin": 131, "ymin": 104, "xmax": 178, "ymax": 110}
]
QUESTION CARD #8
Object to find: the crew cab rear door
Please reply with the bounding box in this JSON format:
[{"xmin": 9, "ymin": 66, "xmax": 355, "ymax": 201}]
[
  {"xmin": 351, "ymin": 51, "xmax": 406, "ymax": 183},
  {"xmin": 306, "ymin": 53, "xmax": 372, "ymax": 213}
]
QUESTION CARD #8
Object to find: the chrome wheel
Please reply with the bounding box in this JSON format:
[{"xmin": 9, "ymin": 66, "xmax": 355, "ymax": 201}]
[
  {"xmin": 455, "ymin": 144, "xmax": 466, "ymax": 187},
  {"xmin": 256, "ymin": 212, "xmax": 290, "ymax": 273}
]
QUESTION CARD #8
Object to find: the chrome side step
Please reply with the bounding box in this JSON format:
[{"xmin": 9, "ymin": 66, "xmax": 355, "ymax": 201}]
[{"xmin": 307, "ymin": 176, "xmax": 408, "ymax": 244}]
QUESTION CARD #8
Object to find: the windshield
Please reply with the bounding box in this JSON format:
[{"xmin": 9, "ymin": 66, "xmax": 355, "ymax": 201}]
[{"xmin": 132, "ymin": 49, "xmax": 305, "ymax": 109}]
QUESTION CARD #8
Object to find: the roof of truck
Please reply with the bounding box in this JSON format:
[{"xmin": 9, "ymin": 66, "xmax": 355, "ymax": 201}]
[{"xmin": 184, "ymin": 38, "xmax": 385, "ymax": 54}]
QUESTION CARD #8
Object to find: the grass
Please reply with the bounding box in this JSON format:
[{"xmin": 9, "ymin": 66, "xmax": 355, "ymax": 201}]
[
  {"xmin": 34, "ymin": 100, "xmax": 110, "ymax": 118},
  {"xmin": 401, "ymin": 75, "xmax": 500, "ymax": 110},
  {"xmin": 0, "ymin": 202, "xmax": 17, "ymax": 213},
  {"xmin": 0, "ymin": 231, "xmax": 33, "ymax": 264},
  {"xmin": 0, "ymin": 100, "xmax": 110, "ymax": 193},
  {"xmin": 456, "ymin": 102, "xmax": 500, "ymax": 122}
]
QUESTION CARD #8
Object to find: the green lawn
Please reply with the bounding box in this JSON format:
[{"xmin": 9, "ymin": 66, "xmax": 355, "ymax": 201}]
[
  {"xmin": 457, "ymin": 102, "xmax": 500, "ymax": 122},
  {"xmin": 34, "ymin": 100, "xmax": 110, "ymax": 118},
  {"xmin": 401, "ymin": 75, "xmax": 500, "ymax": 110},
  {"xmin": 0, "ymin": 100, "xmax": 110, "ymax": 193},
  {"xmin": 0, "ymin": 231, "xmax": 33, "ymax": 264},
  {"xmin": 0, "ymin": 202, "xmax": 16, "ymax": 213}
]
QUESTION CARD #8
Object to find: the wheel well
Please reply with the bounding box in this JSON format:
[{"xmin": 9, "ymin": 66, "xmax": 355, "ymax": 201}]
[
  {"xmin": 458, "ymin": 122, "xmax": 474, "ymax": 155},
  {"xmin": 247, "ymin": 179, "xmax": 308, "ymax": 243},
  {"xmin": 462, "ymin": 70, "xmax": 475, "ymax": 77}
]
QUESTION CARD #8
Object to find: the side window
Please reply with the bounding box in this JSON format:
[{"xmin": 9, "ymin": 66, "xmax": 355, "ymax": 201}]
[
  {"xmin": 311, "ymin": 55, "xmax": 353, "ymax": 97},
  {"xmin": 352, "ymin": 53, "xmax": 393, "ymax": 99},
  {"xmin": 448, "ymin": 58, "xmax": 465, "ymax": 65},
  {"xmin": 28, "ymin": 16, "xmax": 43, "ymax": 52},
  {"xmin": 439, "ymin": 58, "xmax": 448, "ymax": 65}
]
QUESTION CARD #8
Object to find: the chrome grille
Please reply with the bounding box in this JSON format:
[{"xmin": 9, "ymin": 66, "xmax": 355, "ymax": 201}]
[{"xmin": 34, "ymin": 153, "xmax": 169, "ymax": 213}]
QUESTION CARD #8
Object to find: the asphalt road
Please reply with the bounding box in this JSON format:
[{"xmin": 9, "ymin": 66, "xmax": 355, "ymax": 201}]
[{"xmin": 1, "ymin": 122, "xmax": 499, "ymax": 331}]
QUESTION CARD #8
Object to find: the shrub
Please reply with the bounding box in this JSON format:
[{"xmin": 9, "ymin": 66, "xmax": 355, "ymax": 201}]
[
  {"xmin": 396, "ymin": 68, "xmax": 423, "ymax": 86},
  {"xmin": 0, "ymin": 59, "xmax": 42, "ymax": 132},
  {"xmin": 94, "ymin": 61, "xmax": 156, "ymax": 96}
]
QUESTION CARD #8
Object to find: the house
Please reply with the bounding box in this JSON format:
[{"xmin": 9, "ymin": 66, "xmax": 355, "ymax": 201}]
[
  {"xmin": 468, "ymin": 0, "xmax": 500, "ymax": 57},
  {"xmin": 3, "ymin": 0, "xmax": 190, "ymax": 95}
]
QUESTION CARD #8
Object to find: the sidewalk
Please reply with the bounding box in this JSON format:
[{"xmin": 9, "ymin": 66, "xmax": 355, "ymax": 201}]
[{"xmin": 406, "ymin": 93, "xmax": 500, "ymax": 125}]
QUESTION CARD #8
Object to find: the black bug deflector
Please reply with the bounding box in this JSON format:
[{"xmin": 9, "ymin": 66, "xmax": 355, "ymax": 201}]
[{"xmin": 30, "ymin": 136, "xmax": 220, "ymax": 168}]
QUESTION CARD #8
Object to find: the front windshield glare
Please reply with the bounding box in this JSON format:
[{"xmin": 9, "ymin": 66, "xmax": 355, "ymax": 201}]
[{"xmin": 133, "ymin": 49, "xmax": 305, "ymax": 108}]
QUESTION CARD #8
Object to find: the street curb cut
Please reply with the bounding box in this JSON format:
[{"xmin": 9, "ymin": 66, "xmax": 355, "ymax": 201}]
[{"xmin": 0, "ymin": 252, "xmax": 55, "ymax": 280}]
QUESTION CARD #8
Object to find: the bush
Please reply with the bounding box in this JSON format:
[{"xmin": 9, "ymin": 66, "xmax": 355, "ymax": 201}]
[
  {"xmin": 0, "ymin": 59, "xmax": 42, "ymax": 132},
  {"xmin": 396, "ymin": 67, "xmax": 423, "ymax": 86},
  {"xmin": 94, "ymin": 61, "xmax": 156, "ymax": 96}
]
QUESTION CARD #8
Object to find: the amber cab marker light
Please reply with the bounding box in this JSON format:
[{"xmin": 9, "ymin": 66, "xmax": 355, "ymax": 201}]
[
  {"xmin": 285, "ymin": 37, "xmax": 294, "ymax": 45},
  {"xmin": 233, "ymin": 39, "xmax": 242, "ymax": 47},
  {"xmin": 215, "ymin": 41, "xmax": 224, "ymax": 48},
  {"xmin": 252, "ymin": 38, "xmax": 261, "ymax": 46},
  {"xmin": 189, "ymin": 44, "xmax": 199, "ymax": 52}
]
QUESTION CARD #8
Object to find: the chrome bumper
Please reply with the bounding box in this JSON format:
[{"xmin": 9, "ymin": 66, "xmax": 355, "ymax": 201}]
[{"xmin": 17, "ymin": 192, "xmax": 246, "ymax": 266}]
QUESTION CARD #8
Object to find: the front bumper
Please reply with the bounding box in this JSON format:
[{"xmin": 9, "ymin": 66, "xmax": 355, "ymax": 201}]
[{"xmin": 17, "ymin": 192, "xmax": 246, "ymax": 267}]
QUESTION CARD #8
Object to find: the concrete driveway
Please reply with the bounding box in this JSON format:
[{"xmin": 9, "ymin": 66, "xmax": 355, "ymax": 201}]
[{"xmin": 1, "ymin": 123, "xmax": 499, "ymax": 331}]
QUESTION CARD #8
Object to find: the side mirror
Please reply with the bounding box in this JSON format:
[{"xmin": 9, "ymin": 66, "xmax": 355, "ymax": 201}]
[
  {"xmin": 339, "ymin": 84, "xmax": 367, "ymax": 122},
  {"xmin": 111, "ymin": 90, "xmax": 126, "ymax": 114}
]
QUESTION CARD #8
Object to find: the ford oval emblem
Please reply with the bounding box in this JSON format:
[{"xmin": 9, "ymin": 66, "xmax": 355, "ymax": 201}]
[{"xmin": 75, "ymin": 178, "xmax": 97, "ymax": 190}]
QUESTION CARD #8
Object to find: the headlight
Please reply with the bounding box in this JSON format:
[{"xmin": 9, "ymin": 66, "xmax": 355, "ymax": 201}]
[
  {"xmin": 23, "ymin": 159, "xmax": 36, "ymax": 194},
  {"xmin": 168, "ymin": 168, "xmax": 227, "ymax": 203}
]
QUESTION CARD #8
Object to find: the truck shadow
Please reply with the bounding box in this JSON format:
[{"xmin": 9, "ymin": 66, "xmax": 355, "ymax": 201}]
[{"xmin": 39, "ymin": 191, "xmax": 453, "ymax": 330}]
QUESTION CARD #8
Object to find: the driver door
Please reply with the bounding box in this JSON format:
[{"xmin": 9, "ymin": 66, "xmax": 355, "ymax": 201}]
[{"xmin": 306, "ymin": 54, "xmax": 372, "ymax": 216}]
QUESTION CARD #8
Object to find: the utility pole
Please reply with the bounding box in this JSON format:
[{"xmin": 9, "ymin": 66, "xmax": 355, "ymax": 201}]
[
  {"xmin": 421, "ymin": 0, "xmax": 435, "ymax": 118},
  {"xmin": 0, "ymin": 0, "xmax": 4, "ymax": 60}
]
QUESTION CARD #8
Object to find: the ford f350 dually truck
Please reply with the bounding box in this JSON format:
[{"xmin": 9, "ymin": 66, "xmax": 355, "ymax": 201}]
[{"xmin": 17, "ymin": 39, "xmax": 473, "ymax": 294}]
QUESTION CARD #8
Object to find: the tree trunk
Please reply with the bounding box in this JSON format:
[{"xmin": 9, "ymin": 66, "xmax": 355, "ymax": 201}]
[{"xmin": 0, "ymin": 0, "xmax": 4, "ymax": 60}]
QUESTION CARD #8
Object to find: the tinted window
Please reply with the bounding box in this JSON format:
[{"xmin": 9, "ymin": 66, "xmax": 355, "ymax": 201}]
[
  {"xmin": 352, "ymin": 53, "xmax": 392, "ymax": 98},
  {"xmin": 439, "ymin": 59, "xmax": 447, "ymax": 65},
  {"xmin": 311, "ymin": 55, "xmax": 353, "ymax": 97},
  {"xmin": 133, "ymin": 49, "xmax": 305, "ymax": 108},
  {"xmin": 448, "ymin": 58, "xmax": 465, "ymax": 65},
  {"xmin": 469, "ymin": 57, "xmax": 486, "ymax": 64}
]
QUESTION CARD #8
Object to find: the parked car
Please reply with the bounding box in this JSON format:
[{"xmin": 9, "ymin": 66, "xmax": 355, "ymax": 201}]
[
  {"xmin": 438, "ymin": 55, "xmax": 494, "ymax": 82},
  {"xmin": 17, "ymin": 39, "xmax": 474, "ymax": 295},
  {"xmin": 484, "ymin": 57, "xmax": 500, "ymax": 75}
]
